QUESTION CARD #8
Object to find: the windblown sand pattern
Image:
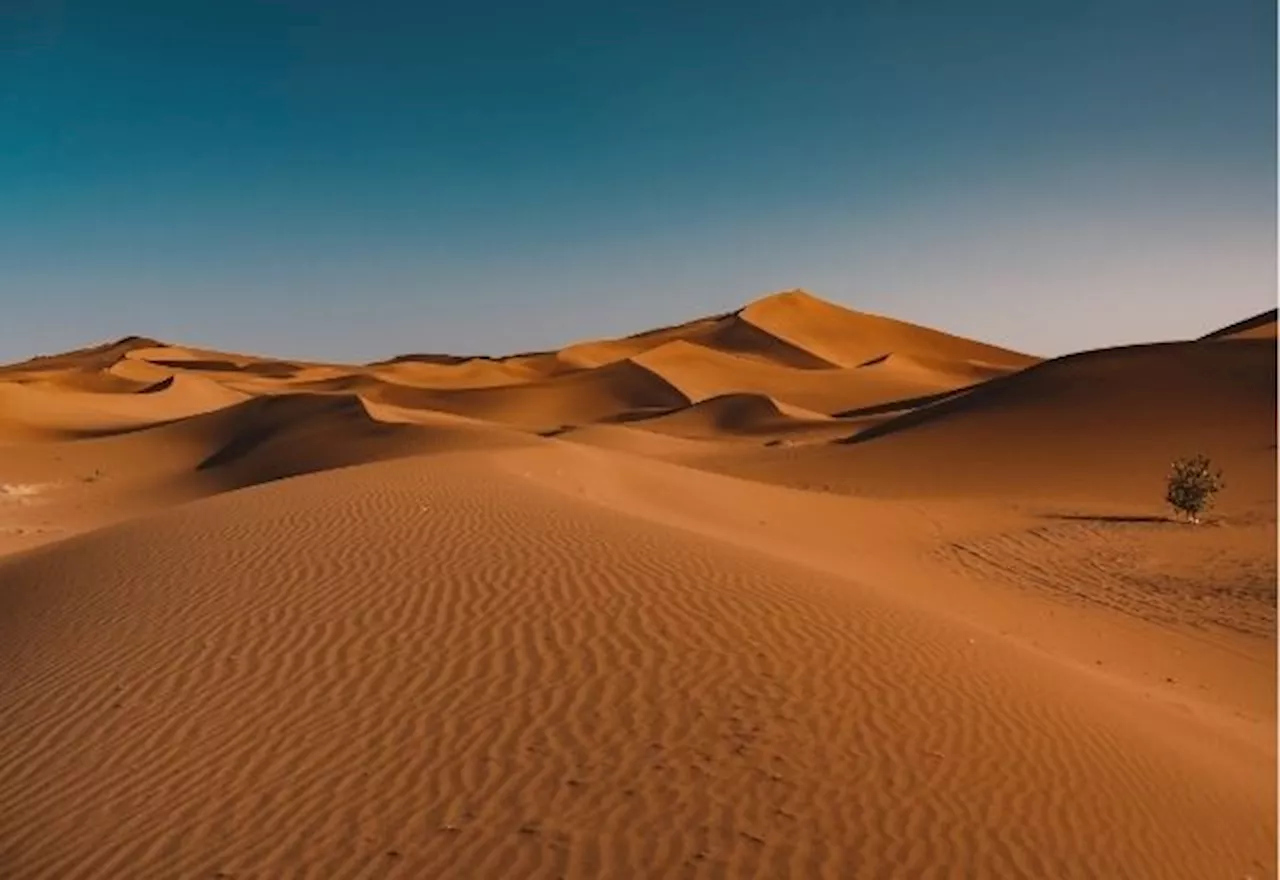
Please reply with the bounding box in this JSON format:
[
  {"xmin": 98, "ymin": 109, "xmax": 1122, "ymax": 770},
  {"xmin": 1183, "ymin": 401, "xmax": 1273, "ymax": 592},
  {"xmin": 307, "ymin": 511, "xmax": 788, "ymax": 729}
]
[{"xmin": 0, "ymin": 291, "xmax": 1274, "ymax": 879}]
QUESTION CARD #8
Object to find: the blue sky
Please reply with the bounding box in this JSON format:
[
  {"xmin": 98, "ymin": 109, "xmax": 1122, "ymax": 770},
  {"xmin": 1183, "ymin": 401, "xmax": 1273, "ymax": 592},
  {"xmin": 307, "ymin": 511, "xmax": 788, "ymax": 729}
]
[{"xmin": 1, "ymin": 1, "xmax": 1274, "ymax": 362}]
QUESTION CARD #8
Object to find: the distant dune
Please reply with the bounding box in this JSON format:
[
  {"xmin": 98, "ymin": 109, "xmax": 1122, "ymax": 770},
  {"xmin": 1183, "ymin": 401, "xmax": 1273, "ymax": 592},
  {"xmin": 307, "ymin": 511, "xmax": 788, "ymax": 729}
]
[
  {"xmin": 0, "ymin": 372, "xmax": 250, "ymax": 440},
  {"xmin": 620, "ymin": 392, "xmax": 835, "ymax": 440},
  {"xmin": 708, "ymin": 332, "xmax": 1275, "ymax": 503},
  {"xmin": 0, "ymin": 291, "xmax": 1273, "ymax": 879},
  {"xmin": 739, "ymin": 290, "xmax": 1038, "ymax": 371},
  {"xmin": 557, "ymin": 305, "xmax": 838, "ymax": 371},
  {"xmin": 1199, "ymin": 307, "xmax": 1278, "ymax": 341},
  {"xmin": 366, "ymin": 358, "xmax": 693, "ymax": 431}
]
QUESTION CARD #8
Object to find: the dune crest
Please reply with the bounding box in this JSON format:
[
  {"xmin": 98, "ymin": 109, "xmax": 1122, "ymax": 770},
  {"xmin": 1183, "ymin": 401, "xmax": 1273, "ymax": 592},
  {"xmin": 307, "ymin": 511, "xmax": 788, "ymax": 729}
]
[
  {"xmin": 1200, "ymin": 307, "xmax": 1278, "ymax": 341},
  {"xmin": 621, "ymin": 392, "xmax": 836, "ymax": 440},
  {"xmin": 0, "ymin": 294, "xmax": 1273, "ymax": 879},
  {"xmin": 739, "ymin": 289, "xmax": 1038, "ymax": 371}
]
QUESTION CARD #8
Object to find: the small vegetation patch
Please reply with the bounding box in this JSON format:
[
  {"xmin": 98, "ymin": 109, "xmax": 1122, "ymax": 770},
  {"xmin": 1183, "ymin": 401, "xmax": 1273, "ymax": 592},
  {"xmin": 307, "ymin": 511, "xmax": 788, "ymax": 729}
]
[{"xmin": 1165, "ymin": 454, "xmax": 1224, "ymax": 524}]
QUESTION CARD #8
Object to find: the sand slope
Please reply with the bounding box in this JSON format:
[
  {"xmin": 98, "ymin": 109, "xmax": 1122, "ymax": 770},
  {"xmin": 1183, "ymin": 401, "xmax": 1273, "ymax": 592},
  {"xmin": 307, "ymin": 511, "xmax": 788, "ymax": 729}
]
[
  {"xmin": 0, "ymin": 374, "xmax": 250, "ymax": 439},
  {"xmin": 0, "ymin": 336, "xmax": 165, "ymax": 375},
  {"xmin": 621, "ymin": 392, "xmax": 835, "ymax": 440},
  {"xmin": 711, "ymin": 335, "xmax": 1277, "ymax": 505},
  {"xmin": 1200, "ymin": 307, "xmax": 1278, "ymax": 341},
  {"xmin": 0, "ymin": 448, "xmax": 1273, "ymax": 879},
  {"xmin": 0, "ymin": 292, "xmax": 1040, "ymax": 440},
  {"xmin": 557, "ymin": 309, "xmax": 836, "ymax": 371},
  {"xmin": 365, "ymin": 360, "xmax": 693, "ymax": 431},
  {"xmin": 625, "ymin": 340, "xmax": 973, "ymax": 415},
  {"xmin": 739, "ymin": 290, "xmax": 1038, "ymax": 371},
  {"xmin": 0, "ymin": 293, "xmax": 1273, "ymax": 879}
]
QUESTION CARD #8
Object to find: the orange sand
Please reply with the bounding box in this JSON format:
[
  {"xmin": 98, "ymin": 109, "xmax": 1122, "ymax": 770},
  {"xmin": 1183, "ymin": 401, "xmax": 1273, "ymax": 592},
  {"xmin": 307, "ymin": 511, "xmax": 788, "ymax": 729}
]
[{"xmin": 0, "ymin": 292, "xmax": 1274, "ymax": 879}]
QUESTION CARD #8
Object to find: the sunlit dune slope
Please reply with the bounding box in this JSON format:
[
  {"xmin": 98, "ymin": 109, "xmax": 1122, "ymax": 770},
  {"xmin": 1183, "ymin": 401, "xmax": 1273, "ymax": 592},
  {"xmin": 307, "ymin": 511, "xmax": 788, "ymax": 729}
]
[
  {"xmin": 117, "ymin": 392, "xmax": 541, "ymax": 493},
  {"xmin": 709, "ymin": 335, "xmax": 1277, "ymax": 504},
  {"xmin": 738, "ymin": 290, "xmax": 1039, "ymax": 371},
  {"xmin": 1200, "ymin": 307, "xmax": 1278, "ymax": 341},
  {"xmin": 0, "ymin": 295, "xmax": 1270, "ymax": 463},
  {"xmin": 0, "ymin": 449, "xmax": 1271, "ymax": 879},
  {"xmin": 371, "ymin": 357, "xmax": 546, "ymax": 389},
  {"xmin": 556, "ymin": 307, "xmax": 836, "ymax": 370},
  {"xmin": 623, "ymin": 340, "xmax": 978, "ymax": 414},
  {"xmin": 0, "ymin": 374, "xmax": 250, "ymax": 439},
  {"xmin": 0, "ymin": 337, "xmax": 172, "ymax": 397},
  {"xmin": 0, "ymin": 336, "xmax": 164, "ymax": 376},
  {"xmin": 364, "ymin": 359, "xmax": 692, "ymax": 430},
  {"xmin": 0, "ymin": 296, "xmax": 1274, "ymax": 880},
  {"xmin": 0, "ymin": 291, "xmax": 1044, "ymax": 440},
  {"xmin": 358, "ymin": 291, "xmax": 1036, "ymax": 413}
]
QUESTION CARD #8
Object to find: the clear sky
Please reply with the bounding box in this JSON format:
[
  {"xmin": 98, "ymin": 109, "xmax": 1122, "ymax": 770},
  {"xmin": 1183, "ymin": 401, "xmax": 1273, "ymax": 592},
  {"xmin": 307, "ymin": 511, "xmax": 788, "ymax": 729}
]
[{"xmin": 1, "ymin": 0, "xmax": 1274, "ymax": 363}]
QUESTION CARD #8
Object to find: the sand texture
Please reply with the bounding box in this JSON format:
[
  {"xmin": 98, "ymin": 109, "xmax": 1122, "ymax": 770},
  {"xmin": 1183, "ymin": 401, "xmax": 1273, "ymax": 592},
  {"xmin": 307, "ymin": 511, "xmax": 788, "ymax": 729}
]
[{"xmin": 0, "ymin": 292, "xmax": 1274, "ymax": 879}]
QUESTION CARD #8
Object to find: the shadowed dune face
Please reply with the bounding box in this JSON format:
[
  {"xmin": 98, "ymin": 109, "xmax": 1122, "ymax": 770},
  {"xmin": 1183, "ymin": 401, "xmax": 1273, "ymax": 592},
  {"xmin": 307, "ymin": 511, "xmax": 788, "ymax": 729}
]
[
  {"xmin": 618, "ymin": 392, "xmax": 837, "ymax": 440},
  {"xmin": 557, "ymin": 310, "xmax": 839, "ymax": 371},
  {"xmin": 738, "ymin": 290, "xmax": 1039, "ymax": 371},
  {"xmin": 1, "ymin": 289, "xmax": 1271, "ymax": 513},
  {"xmin": 149, "ymin": 358, "xmax": 304, "ymax": 378},
  {"xmin": 370, "ymin": 358, "xmax": 545, "ymax": 389},
  {"xmin": 364, "ymin": 359, "xmax": 694, "ymax": 431},
  {"xmin": 0, "ymin": 374, "xmax": 251, "ymax": 441},
  {"xmin": 1199, "ymin": 308, "xmax": 1278, "ymax": 341},
  {"xmin": 0, "ymin": 292, "xmax": 1274, "ymax": 879},
  {"xmin": 0, "ymin": 288, "xmax": 1270, "ymax": 524},
  {"xmin": 0, "ymin": 336, "xmax": 164, "ymax": 376},
  {"xmin": 709, "ymin": 336, "xmax": 1277, "ymax": 506},
  {"xmin": 137, "ymin": 393, "xmax": 544, "ymax": 493},
  {"xmin": 0, "ymin": 291, "xmax": 1039, "ymax": 443},
  {"xmin": 624, "ymin": 339, "xmax": 977, "ymax": 415}
]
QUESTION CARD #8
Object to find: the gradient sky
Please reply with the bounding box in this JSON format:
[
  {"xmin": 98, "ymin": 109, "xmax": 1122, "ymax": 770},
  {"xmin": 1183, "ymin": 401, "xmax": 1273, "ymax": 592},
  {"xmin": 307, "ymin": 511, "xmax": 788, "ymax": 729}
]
[{"xmin": 1, "ymin": 0, "xmax": 1274, "ymax": 363}]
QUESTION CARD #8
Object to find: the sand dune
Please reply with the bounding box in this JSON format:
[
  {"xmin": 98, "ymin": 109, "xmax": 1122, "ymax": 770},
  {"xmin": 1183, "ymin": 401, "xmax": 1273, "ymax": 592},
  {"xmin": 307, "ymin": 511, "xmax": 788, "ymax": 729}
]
[
  {"xmin": 0, "ymin": 391, "xmax": 544, "ymax": 559},
  {"xmin": 0, "ymin": 293, "xmax": 1274, "ymax": 879},
  {"xmin": 558, "ymin": 309, "xmax": 835, "ymax": 371},
  {"xmin": 105, "ymin": 355, "xmax": 181, "ymax": 386},
  {"xmin": 372, "ymin": 351, "xmax": 577, "ymax": 382},
  {"xmin": 0, "ymin": 448, "xmax": 1273, "ymax": 879},
  {"xmin": 621, "ymin": 392, "xmax": 835, "ymax": 440},
  {"xmin": 1201, "ymin": 307, "xmax": 1278, "ymax": 341},
  {"xmin": 739, "ymin": 290, "xmax": 1038, "ymax": 371},
  {"xmin": 370, "ymin": 291, "xmax": 1029, "ymax": 406},
  {"xmin": 0, "ymin": 373, "xmax": 249, "ymax": 439},
  {"xmin": 365, "ymin": 359, "xmax": 692, "ymax": 431},
  {"xmin": 625, "ymin": 339, "xmax": 973, "ymax": 415},
  {"xmin": 180, "ymin": 393, "xmax": 464, "ymax": 490},
  {"xmin": 0, "ymin": 337, "xmax": 172, "ymax": 397},
  {"xmin": 127, "ymin": 392, "xmax": 539, "ymax": 494},
  {"xmin": 543, "ymin": 422, "xmax": 731, "ymax": 460},
  {"xmin": 124, "ymin": 343, "xmax": 230, "ymax": 364},
  {"xmin": 371, "ymin": 357, "xmax": 545, "ymax": 389},
  {"xmin": 0, "ymin": 292, "xmax": 1034, "ymax": 435},
  {"xmin": 712, "ymin": 335, "xmax": 1277, "ymax": 506},
  {"xmin": 0, "ymin": 336, "xmax": 164, "ymax": 375}
]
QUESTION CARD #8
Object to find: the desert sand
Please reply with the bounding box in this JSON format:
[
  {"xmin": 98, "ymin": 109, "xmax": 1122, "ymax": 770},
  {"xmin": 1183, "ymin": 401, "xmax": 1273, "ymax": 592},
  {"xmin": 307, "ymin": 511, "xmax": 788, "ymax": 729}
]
[{"xmin": 0, "ymin": 291, "xmax": 1274, "ymax": 879}]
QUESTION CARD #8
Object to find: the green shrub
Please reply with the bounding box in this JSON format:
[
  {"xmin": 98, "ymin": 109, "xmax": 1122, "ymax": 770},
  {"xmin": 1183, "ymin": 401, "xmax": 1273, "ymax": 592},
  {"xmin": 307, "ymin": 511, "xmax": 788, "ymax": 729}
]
[{"xmin": 1165, "ymin": 454, "xmax": 1224, "ymax": 523}]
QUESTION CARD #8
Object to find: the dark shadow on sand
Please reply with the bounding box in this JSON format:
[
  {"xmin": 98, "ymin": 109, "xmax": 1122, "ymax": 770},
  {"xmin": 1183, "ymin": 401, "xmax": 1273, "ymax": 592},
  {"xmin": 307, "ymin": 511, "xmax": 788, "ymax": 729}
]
[{"xmin": 1040, "ymin": 514, "xmax": 1169, "ymax": 524}]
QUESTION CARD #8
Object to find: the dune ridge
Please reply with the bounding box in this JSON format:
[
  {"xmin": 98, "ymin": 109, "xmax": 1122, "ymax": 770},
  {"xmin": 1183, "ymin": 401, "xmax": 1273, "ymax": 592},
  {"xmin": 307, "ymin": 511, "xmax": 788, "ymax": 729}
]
[
  {"xmin": 0, "ymin": 291, "xmax": 1273, "ymax": 879},
  {"xmin": 739, "ymin": 290, "xmax": 1038, "ymax": 371},
  {"xmin": 707, "ymin": 335, "xmax": 1276, "ymax": 504},
  {"xmin": 618, "ymin": 392, "xmax": 836, "ymax": 440},
  {"xmin": 1200, "ymin": 307, "xmax": 1279, "ymax": 341},
  {"xmin": 1, "ymin": 292, "xmax": 1038, "ymax": 439}
]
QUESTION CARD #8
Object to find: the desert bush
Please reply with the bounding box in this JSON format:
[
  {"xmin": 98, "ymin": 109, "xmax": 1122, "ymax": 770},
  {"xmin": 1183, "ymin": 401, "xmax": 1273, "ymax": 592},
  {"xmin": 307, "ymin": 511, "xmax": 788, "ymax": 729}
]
[{"xmin": 1165, "ymin": 454, "xmax": 1224, "ymax": 523}]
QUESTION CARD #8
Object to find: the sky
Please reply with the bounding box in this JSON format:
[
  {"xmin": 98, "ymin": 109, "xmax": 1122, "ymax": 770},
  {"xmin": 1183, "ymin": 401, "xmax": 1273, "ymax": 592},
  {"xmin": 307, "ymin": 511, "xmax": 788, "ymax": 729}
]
[{"xmin": 1, "ymin": 0, "xmax": 1275, "ymax": 363}]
